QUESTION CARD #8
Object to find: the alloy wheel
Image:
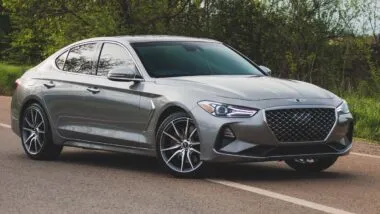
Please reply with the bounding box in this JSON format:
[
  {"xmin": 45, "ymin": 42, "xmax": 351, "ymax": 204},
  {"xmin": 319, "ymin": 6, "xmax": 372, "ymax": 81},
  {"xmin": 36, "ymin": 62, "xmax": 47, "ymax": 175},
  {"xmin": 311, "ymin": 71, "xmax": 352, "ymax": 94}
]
[
  {"xmin": 22, "ymin": 107, "xmax": 46, "ymax": 155},
  {"xmin": 159, "ymin": 117, "xmax": 203, "ymax": 173}
]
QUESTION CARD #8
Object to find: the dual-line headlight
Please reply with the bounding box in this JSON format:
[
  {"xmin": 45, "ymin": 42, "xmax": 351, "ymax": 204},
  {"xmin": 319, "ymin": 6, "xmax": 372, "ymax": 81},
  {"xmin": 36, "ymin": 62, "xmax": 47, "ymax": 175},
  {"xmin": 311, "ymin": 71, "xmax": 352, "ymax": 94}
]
[
  {"xmin": 198, "ymin": 101, "xmax": 258, "ymax": 118},
  {"xmin": 337, "ymin": 100, "xmax": 350, "ymax": 114},
  {"xmin": 198, "ymin": 100, "xmax": 349, "ymax": 117}
]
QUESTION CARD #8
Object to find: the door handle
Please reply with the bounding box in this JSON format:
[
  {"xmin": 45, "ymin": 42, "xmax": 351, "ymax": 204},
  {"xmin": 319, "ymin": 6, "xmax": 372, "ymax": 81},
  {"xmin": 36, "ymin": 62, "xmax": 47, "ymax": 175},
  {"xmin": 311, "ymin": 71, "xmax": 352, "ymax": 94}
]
[
  {"xmin": 87, "ymin": 87, "xmax": 100, "ymax": 94},
  {"xmin": 43, "ymin": 81, "xmax": 55, "ymax": 89}
]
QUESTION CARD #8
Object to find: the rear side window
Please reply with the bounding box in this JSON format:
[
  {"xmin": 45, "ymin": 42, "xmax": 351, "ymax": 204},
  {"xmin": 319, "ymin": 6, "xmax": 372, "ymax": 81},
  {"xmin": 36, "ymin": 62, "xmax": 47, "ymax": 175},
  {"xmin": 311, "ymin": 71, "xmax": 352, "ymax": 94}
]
[
  {"xmin": 97, "ymin": 43, "xmax": 136, "ymax": 76},
  {"xmin": 55, "ymin": 51, "xmax": 68, "ymax": 70},
  {"xmin": 64, "ymin": 43, "xmax": 96, "ymax": 74}
]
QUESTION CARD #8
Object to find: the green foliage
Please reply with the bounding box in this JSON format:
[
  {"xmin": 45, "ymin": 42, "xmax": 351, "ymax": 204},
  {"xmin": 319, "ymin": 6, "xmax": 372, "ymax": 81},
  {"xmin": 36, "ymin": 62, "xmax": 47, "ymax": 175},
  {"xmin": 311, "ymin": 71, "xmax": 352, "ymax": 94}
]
[
  {"xmin": 345, "ymin": 96, "xmax": 380, "ymax": 142},
  {"xmin": 0, "ymin": 13, "xmax": 11, "ymax": 61},
  {"xmin": 2, "ymin": 0, "xmax": 122, "ymax": 62},
  {"xmin": 0, "ymin": 63, "xmax": 29, "ymax": 95},
  {"xmin": 0, "ymin": 0, "xmax": 379, "ymax": 142}
]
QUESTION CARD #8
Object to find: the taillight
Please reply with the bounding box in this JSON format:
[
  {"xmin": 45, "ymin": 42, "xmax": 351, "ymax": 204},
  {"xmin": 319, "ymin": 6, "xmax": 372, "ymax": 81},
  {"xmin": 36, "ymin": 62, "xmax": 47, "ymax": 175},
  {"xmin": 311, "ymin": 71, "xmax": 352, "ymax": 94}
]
[{"xmin": 14, "ymin": 78, "xmax": 21, "ymax": 90}]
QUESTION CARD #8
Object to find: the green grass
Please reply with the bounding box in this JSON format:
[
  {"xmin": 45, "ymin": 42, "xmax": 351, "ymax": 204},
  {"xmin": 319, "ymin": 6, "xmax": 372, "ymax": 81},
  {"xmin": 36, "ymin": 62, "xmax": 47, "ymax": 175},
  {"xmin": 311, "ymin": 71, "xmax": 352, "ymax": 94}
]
[
  {"xmin": 0, "ymin": 63, "xmax": 30, "ymax": 95},
  {"xmin": 0, "ymin": 63, "xmax": 379, "ymax": 143},
  {"xmin": 345, "ymin": 96, "xmax": 380, "ymax": 143}
]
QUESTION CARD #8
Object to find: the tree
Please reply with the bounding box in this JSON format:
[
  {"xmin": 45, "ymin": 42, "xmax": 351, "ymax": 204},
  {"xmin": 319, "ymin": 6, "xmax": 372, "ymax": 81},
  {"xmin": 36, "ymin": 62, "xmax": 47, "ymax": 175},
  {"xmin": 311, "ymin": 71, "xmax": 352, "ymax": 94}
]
[{"xmin": 1, "ymin": 0, "xmax": 378, "ymax": 96}]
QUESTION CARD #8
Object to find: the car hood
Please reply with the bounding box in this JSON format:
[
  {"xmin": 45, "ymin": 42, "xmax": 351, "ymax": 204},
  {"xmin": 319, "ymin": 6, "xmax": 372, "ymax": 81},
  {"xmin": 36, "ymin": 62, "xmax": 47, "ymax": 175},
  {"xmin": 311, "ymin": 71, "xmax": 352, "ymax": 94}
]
[{"xmin": 156, "ymin": 76, "xmax": 334, "ymax": 101}]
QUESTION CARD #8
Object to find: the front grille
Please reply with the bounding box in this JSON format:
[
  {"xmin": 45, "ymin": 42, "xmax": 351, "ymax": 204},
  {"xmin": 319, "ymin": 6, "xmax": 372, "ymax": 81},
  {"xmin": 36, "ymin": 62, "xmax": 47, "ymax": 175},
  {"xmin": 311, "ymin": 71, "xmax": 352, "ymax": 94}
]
[{"xmin": 265, "ymin": 108, "xmax": 336, "ymax": 142}]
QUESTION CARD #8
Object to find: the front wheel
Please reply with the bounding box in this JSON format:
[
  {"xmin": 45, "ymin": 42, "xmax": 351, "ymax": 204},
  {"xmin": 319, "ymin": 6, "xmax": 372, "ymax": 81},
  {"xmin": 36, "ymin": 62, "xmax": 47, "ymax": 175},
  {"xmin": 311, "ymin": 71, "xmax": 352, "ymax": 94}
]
[
  {"xmin": 156, "ymin": 112, "xmax": 203, "ymax": 177},
  {"xmin": 285, "ymin": 157, "xmax": 338, "ymax": 172}
]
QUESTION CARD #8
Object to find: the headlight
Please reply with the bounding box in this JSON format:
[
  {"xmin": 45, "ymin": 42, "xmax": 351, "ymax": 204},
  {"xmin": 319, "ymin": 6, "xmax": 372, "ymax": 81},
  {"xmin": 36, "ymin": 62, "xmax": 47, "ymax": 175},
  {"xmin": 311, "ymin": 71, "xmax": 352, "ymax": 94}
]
[
  {"xmin": 337, "ymin": 100, "xmax": 350, "ymax": 114},
  {"xmin": 198, "ymin": 101, "xmax": 258, "ymax": 118}
]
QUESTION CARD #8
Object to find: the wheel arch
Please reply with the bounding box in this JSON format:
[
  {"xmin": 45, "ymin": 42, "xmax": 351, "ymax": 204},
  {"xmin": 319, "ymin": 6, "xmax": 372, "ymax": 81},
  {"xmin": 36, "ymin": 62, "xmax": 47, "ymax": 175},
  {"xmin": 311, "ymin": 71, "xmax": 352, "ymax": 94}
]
[
  {"xmin": 19, "ymin": 95, "xmax": 51, "ymax": 129},
  {"xmin": 154, "ymin": 102, "xmax": 197, "ymax": 137}
]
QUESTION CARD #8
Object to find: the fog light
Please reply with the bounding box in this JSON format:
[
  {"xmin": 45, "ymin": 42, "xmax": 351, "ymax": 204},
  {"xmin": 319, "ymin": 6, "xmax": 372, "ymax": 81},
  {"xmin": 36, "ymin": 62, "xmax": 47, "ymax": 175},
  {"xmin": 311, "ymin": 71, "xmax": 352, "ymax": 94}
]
[
  {"xmin": 223, "ymin": 127, "xmax": 235, "ymax": 139},
  {"xmin": 216, "ymin": 126, "xmax": 236, "ymax": 150}
]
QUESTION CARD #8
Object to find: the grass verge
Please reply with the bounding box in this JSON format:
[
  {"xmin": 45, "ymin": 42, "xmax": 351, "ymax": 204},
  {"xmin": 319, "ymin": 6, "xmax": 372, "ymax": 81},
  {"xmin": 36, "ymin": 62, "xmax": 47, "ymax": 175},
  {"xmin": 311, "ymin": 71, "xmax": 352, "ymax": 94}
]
[
  {"xmin": 0, "ymin": 63, "xmax": 30, "ymax": 95},
  {"xmin": 345, "ymin": 96, "xmax": 380, "ymax": 143}
]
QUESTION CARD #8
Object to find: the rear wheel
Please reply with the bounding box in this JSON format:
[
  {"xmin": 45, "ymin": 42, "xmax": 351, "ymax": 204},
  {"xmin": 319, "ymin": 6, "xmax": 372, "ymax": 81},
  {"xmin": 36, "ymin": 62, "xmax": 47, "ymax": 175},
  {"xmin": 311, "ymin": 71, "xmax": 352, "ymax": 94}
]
[
  {"xmin": 156, "ymin": 112, "xmax": 203, "ymax": 177},
  {"xmin": 20, "ymin": 103, "xmax": 62, "ymax": 160},
  {"xmin": 285, "ymin": 157, "xmax": 338, "ymax": 172}
]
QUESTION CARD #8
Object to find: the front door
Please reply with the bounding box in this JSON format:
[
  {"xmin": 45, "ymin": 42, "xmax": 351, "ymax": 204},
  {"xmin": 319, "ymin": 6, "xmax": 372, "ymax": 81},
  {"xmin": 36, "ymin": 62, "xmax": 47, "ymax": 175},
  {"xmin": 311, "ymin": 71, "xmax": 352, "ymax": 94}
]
[{"xmin": 80, "ymin": 42, "xmax": 152, "ymax": 148}]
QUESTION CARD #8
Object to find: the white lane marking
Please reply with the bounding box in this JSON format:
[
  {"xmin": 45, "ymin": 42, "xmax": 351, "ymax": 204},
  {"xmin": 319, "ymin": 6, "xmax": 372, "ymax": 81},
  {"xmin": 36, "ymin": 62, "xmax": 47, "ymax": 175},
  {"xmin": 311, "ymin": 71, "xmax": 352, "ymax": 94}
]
[
  {"xmin": 207, "ymin": 179, "xmax": 355, "ymax": 214},
  {"xmin": 0, "ymin": 118, "xmax": 376, "ymax": 213},
  {"xmin": 351, "ymin": 152, "xmax": 380, "ymax": 159},
  {"xmin": 0, "ymin": 123, "xmax": 11, "ymax": 129}
]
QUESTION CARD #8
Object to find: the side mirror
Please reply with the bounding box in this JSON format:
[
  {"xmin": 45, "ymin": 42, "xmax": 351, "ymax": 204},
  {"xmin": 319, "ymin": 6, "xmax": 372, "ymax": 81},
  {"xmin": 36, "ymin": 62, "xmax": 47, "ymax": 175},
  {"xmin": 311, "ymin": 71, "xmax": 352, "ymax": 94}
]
[
  {"xmin": 107, "ymin": 66, "xmax": 143, "ymax": 82},
  {"xmin": 259, "ymin": 65, "xmax": 272, "ymax": 76}
]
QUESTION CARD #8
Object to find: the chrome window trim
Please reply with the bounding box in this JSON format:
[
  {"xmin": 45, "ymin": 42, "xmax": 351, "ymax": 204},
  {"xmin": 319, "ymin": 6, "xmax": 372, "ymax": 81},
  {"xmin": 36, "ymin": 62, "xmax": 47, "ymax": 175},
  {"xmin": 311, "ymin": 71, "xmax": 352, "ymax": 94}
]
[
  {"xmin": 54, "ymin": 50, "xmax": 69, "ymax": 70},
  {"xmin": 51, "ymin": 40, "xmax": 145, "ymax": 81},
  {"xmin": 51, "ymin": 41, "xmax": 98, "ymax": 76}
]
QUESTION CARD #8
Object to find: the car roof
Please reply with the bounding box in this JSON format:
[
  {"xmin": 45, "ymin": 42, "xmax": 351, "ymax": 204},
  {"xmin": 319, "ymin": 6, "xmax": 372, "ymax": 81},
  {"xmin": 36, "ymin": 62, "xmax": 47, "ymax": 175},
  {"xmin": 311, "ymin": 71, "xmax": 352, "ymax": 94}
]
[{"xmin": 74, "ymin": 35, "xmax": 221, "ymax": 45}]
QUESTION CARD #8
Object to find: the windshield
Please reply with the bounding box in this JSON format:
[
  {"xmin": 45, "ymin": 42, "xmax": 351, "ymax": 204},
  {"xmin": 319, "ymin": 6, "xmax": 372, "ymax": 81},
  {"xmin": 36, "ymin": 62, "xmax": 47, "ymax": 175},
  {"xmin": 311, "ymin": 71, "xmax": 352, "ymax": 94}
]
[{"xmin": 131, "ymin": 42, "xmax": 264, "ymax": 78}]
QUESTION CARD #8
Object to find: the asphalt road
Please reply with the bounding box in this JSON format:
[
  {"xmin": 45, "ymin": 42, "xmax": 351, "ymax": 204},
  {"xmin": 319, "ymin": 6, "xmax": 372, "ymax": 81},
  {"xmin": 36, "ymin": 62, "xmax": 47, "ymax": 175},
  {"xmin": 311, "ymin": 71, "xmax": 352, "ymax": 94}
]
[{"xmin": 0, "ymin": 96, "xmax": 379, "ymax": 214}]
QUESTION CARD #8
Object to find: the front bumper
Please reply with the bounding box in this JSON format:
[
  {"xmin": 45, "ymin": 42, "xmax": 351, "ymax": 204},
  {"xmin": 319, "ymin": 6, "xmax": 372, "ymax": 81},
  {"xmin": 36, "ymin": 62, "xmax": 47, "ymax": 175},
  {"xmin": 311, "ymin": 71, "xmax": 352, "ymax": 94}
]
[{"xmin": 192, "ymin": 104, "xmax": 353, "ymax": 163}]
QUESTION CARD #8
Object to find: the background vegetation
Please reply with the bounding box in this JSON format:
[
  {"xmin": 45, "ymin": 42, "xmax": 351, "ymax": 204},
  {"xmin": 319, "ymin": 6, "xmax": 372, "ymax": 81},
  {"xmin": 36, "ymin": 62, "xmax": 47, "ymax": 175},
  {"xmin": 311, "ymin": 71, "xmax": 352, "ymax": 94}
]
[
  {"xmin": 0, "ymin": 0, "xmax": 379, "ymax": 142},
  {"xmin": 0, "ymin": 63, "xmax": 28, "ymax": 95}
]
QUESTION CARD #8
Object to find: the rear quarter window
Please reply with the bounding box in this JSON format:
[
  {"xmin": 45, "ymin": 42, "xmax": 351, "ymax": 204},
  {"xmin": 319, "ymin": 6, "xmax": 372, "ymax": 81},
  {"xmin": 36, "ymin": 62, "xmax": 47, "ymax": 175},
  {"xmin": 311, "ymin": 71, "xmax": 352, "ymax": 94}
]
[
  {"xmin": 63, "ymin": 43, "xmax": 97, "ymax": 75},
  {"xmin": 55, "ymin": 51, "xmax": 68, "ymax": 70}
]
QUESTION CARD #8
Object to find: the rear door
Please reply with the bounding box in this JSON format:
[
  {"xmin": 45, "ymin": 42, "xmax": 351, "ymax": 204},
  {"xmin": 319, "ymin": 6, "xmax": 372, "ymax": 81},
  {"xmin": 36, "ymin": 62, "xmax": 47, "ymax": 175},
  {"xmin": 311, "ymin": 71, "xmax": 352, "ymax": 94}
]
[{"xmin": 42, "ymin": 42, "xmax": 99, "ymax": 140}]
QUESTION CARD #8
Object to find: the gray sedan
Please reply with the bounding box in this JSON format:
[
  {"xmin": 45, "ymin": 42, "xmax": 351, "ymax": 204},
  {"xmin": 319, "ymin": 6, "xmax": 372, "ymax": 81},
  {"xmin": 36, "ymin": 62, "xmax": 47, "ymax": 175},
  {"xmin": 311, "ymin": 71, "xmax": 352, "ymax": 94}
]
[{"xmin": 11, "ymin": 36, "xmax": 353, "ymax": 177}]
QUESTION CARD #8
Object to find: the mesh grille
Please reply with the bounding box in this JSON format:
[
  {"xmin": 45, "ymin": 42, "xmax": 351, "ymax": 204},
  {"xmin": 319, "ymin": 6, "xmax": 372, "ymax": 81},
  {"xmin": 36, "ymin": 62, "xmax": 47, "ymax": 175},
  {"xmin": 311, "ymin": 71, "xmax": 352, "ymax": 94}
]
[{"xmin": 265, "ymin": 108, "xmax": 336, "ymax": 142}]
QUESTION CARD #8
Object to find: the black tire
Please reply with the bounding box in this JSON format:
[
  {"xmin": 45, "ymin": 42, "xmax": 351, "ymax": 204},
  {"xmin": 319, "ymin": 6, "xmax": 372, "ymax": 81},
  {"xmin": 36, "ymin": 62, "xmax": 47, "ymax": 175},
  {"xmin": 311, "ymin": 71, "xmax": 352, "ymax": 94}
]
[
  {"xmin": 20, "ymin": 103, "xmax": 62, "ymax": 160},
  {"xmin": 156, "ymin": 112, "xmax": 204, "ymax": 178},
  {"xmin": 285, "ymin": 157, "xmax": 338, "ymax": 172}
]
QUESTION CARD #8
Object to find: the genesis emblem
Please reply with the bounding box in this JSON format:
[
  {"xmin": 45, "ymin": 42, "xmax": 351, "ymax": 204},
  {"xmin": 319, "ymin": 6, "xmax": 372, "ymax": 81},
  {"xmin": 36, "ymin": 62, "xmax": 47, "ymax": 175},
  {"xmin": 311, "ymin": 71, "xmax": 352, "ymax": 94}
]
[{"xmin": 289, "ymin": 98, "xmax": 306, "ymax": 103}]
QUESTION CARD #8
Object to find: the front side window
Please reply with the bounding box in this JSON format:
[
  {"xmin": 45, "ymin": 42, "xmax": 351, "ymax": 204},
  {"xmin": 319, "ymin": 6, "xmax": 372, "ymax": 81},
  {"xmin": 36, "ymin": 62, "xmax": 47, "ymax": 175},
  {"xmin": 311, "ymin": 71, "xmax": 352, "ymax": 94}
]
[
  {"xmin": 131, "ymin": 42, "xmax": 264, "ymax": 78},
  {"xmin": 97, "ymin": 43, "xmax": 136, "ymax": 76},
  {"xmin": 64, "ymin": 43, "xmax": 96, "ymax": 74}
]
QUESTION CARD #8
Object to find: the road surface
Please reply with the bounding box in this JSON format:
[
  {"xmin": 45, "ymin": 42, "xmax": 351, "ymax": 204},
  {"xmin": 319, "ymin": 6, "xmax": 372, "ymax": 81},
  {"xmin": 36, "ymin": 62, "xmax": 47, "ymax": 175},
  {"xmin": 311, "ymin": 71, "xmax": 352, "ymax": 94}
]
[{"xmin": 0, "ymin": 96, "xmax": 379, "ymax": 214}]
